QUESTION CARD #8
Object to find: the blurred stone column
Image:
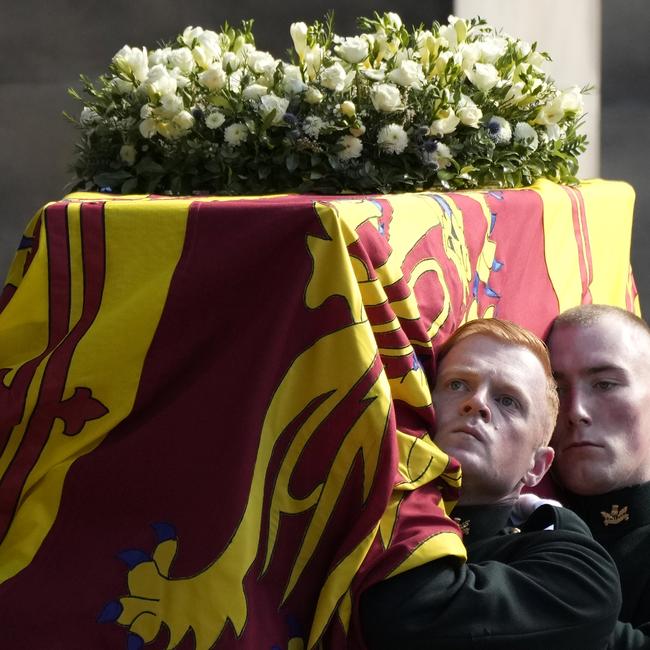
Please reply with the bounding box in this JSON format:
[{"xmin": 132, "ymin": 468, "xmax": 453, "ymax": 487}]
[{"xmin": 454, "ymin": 0, "xmax": 601, "ymax": 179}]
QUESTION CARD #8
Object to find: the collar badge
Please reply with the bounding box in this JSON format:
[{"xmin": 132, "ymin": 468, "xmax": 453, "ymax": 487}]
[{"xmin": 601, "ymin": 504, "xmax": 630, "ymax": 526}]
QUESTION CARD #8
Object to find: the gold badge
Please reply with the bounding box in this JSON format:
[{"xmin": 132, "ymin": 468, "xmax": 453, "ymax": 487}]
[{"xmin": 601, "ymin": 504, "xmax": 630, "ymax": 526}]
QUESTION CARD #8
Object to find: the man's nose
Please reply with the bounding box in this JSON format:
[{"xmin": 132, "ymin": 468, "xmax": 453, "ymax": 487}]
[
  {"xmin": 461, "ymin": 389, "xmax": 491, "ymax": 421},
  {"xmin": 564, "ymin": 388, "xmax": 592, "ymax": 426}
]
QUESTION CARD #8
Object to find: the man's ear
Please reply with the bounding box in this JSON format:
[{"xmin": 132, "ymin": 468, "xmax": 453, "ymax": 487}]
[{"xmin": 523, "ymin": 446, "xmax": 555, "ymax": 488}]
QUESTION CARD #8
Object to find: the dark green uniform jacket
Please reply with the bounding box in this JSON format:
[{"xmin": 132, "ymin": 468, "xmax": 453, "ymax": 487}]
[
  {"xmin": 569, "ymin": 483, "xmax": 650, "ymax": 649},
  {"xmin": 360, "ymin": 503, "xmax": 621, "ymax": 649}
]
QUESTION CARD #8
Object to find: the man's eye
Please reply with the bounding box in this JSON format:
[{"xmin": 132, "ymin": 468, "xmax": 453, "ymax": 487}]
[
  {"xmin": 594, "ymin": 381, "xmax": 616, "ymax": 391},
  {"xmin": 497, "ymin": 395, "xmax": 519, "ymax": 409},
  {"xmin": 449, "ymin": 380, "xmax": 465, "ymax": 391}
]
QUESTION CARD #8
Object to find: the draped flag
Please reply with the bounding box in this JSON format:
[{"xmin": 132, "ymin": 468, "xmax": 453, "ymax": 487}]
[{"xmin": 0, "ymin": 179, "xmax": 638, "ymax": 649}]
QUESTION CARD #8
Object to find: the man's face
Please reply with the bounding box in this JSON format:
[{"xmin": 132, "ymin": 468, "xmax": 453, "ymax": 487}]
[
  {"xmin": 548, "ymin": 316, "xmax": 650, "ymax": 495},
  {"xmin": 432, "ymin": 334, "xmax": 553, "ymax": 505}
]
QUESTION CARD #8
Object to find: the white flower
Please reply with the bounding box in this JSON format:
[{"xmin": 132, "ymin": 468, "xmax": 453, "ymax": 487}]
[
  {"xmin": 246, "ymin": 50, "xmax": 277, "ymax": 75},
  {"xmin": 430, "ymin": 108, "xmax": 460, "ymax": 136},
  {"xmin": 139, "ymin": 117, "xmax": 157, "ymax": 139},
  {"xmin": 304, "ymin": 45, "xmax": 323, "ymax": 80},
  {"xmin": 148, "ymin": 47, "xmax": 171, "ymax": 67},
  {"xmin": 466, "ymin": 62, "xmax": 500, "ymax": 92},
  {"xmin": 320, "ymin": 63, "xmax": 347, "ymax": 91},
  {"xmin": 337, "ymin": 134, "xmax": 363, "ymax": 160},
  {"xmin": 198, "ymin": 64, "xmax": 227, "ymax": 91},
  {"xmin": 479, "ymin": 37, "xmax": 507, "ymax": 64},
  {"xmin": 222, "ymin": 51, "xmax": 240, "ymax": 72},
  {"xmin": 169, "ymin": 68, "xmax": 190, "ymax": 88},
  {"xmin": 340, "ymin": 100, "xmax": 356, "ymax": 117},
  {"xmin": 242, "ymin": 83, "xmax": 269, "ymax": 100},
  {"xmin": 387, "ymin": 60, "xmax": 424, "ymax": 88},
  {"xmin": 487, "ymin": 116, "xmax": 512, "ymax": 144},
  {"xmin": 290, "ymin": 22, "xmax": 308, "ymax": 59},
  {"xmin": 80, "ymin": 106, "xmax": 100, "ymax": 126},
  {"xmin": 514, "ymin": 122, "xmax": 539, "ymax": 150},
  {"xmin": 335, "ymin": 36, "xmax": 369, "ymax": 64},
  {"xmin": 546, "ymin": 123, "xmax": 565, "ymax": 140},
  {"xmin": 224, "ymin": 122, "xmax": 249, "ymax": 147},
  {"xmin": 304, "ymin": 87, "xmax": 323, "ymax": 104},
  {"xmin": 505, "ymin": 81, "xmax": 527, "ymax": 106},
  {"xmin": 431, "ymin": 50, "xmax": 453, "ymax": 76},
  {"xmin": 258, "ymin": 93, "xmax": 290, "ymax": 124},
  {"xmin": 205, "ymin": 110, "xmax": 226, "ymax": 129},
  {"xmin": 386, "ymin": 12, "xmax": 403, "ymax": 30},
  {"xmin": 168, "ymin": 47, "xmax": 195, "ymax": 74},
  {"xmin": 145, "ymin": 65, "xmax": 177, "ymax": 98},
  {"xmin": 424, "ymin": 142, "xmax": 453, "ymax": 168},
  {"xmin": 371, "ymin": 83, "xmax": 402, "ymax": 112},
  {"xmin": 182, "ymin": 26, "xmax": 204, "ymax": 46},
  {"xmin": 173, "ymin": 110, "xmax": 194, "ymax": 131},
  {"xmin": 349, "ymin": 124, "xmax": 366, "ymax": 137},
  {"xmin": 157, "ymin": 93, "xmax": 184, "ymax": 118},
  {"xmin": 361, "ymin": 67, "xmax": 386, "ymax": 82},
  {"xmin": 283, "ymin": 65, "xmax": 307, "ymax": 95},
  {"xmin": 560, "ymin": 86, "xmax": 584, "ymax": 115},
  {"xmin": 456, "ymin": 95, "xmax": 482, "ymax": 127},
  {"xmin": 303, "ymin": 115, "xmax": 325, "ymax": 138},
  {"xmin": 197, "ymin": 30, "xmax": 222, "ymax": 61},
  {"xmin": 534, "ymin": 96, "xmax": 565, "ymax": 125},
  {"xmin": 457, "ymin": 42, "xmax": 482, "ymax": 72},
  {"xmin": 120, "ymin": 144, "xmax": 137, "ymax": 165},
  {"xmin": 377, "ymin": 123, "xmax": 408, "ymax": 154},
  {"xmin": 113, "ymin": 45, "xmax": 149, "ymax": 82}
]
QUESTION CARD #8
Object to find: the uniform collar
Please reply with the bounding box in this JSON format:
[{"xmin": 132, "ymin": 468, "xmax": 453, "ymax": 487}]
[
  {"xmin": 568, "ymin": 482, "xmax": 650, "ymax": 538},
  {"xmin": 451, "ymin": 504, "xmax": 514, "ymax": 543}
]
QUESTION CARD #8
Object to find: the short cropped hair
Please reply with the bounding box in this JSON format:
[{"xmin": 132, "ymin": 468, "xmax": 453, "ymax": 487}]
[
  {"xmin": 436, "ymin": 318, "xmax": 559, "ymax": 443},
  {"xmin": 550, "ymin": 304, "xmax": 650, "ymax": 337}
]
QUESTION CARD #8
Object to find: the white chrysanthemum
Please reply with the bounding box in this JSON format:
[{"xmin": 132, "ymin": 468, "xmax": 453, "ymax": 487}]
[
  {"xmin": 303, "ymin": 116, "xmax": 325, "ymax": 139},
  {"xmin": 205, "ymin": 111, "xmax": 226, "ymax": 129},
  {"xmin": 224, "ymin": 122, "xmax": 249, "ymax": 147},
  {"xmin": 423, "ymin": 142, "xmax": 453, "ymax": 168},
  {"xmin": 337, "ymin": 135, "xmax": 363, "ymax": 160},
  {"xmin": 514, "ymin": 122, "xmax": 539, "ymax": 150},
  {"xmin": 377, "ymin": 124, "xmax": 409, "ymax": 154},
  {"xmin": 487, "ymin": 116, "xmax": 512, "ymax": 144}
]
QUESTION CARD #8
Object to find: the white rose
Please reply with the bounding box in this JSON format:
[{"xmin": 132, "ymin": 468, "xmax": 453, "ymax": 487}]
[
  {"xmin": 429, "ymin": 108, "xmax": 460, "ymax": 136},
  {"xmin": 377, "ymin": 123, "xmax": 409, "ymax": 155},
  {"xmin": 205, "ymin": 111, "xmax": 226, "ymax": 129},
  {"xmin": 246, "ymin": 50, "xmax": 277, "ymax": 75},
  {"xmin": 158, "ymin": 93, "xmax": 184, "ymax": 118},
  {"xmin": 283, "ymin": 65, "xmax": 307, "ymax": 95},
  {"xmin": 119, "ymin": 144, "xmax": 137, "ymax": 165},
  {"xmin": 466, "ymin": 62, "xmax": 499, "ymax": 91},
  {"xmin": 197, "ymin": 30, "xmax": 222, "ymax": 60},
  {"xmin": 242, "ymin": 83, "xmax": 269, "ymax": 100},
  {"xmin": 169, "ymin": 68, "xmax": 190, "ymax": 89},
  {"xmin": 349, "ymin": 124, "xmax": 366, "ymax": 137},
  {"xmin": 145, "ymin": 64, "xmax": 177, "ymax": 98},
  {"xmin": 320, "ymin": 63, "xmax": 347, "ymax": 91},
  {"xmin": 198, "ymin": 64, "xmax": 227, "ymax": 91},
  {"xmin": 224, "ymin": 122, "xmax": 249, "ymax": 147},
  {"xmin": 290, "ymin": 22, "xmax": 308, "ymax": 59},
  {"xmin": 304, "ymin": 87, "xmax": 323, "ymax": 104},
  {"xmin": 148, "ymin": 47, "xmax": 171, "ymax": 67},
  {"xmin": 337, "ymin": 135, "xmax": 363, "ymax": 160},
  {"xmin": 514, "ymin": 122, "xmax": 539, "ymax": 150},
  {"xmin": 259, "ymin": 94, "xmax": 290, "ymax": 124},
  {"xmin": 173, "ymin": 110, "xmax": 194, "ymax": 131},
  {"xmin": 456, "ymin": 95, "xmax": 482, "ymax": 127},
  {"xmin": 222, "ymin": 52, "xmax": 240, "ymax": 72},
  {"xmin": 113, "ymin": 45, "xmax": 149, "ymax": 83},
  {"xmin": 139, "ymin": 117, "xmax": 157, "ymax": 139},
  {"xmin": 387, "ymin": 60, "xmax": 424, "ymax": 88},
  {"xmin": 371, "ymin": 83, "xmax": 403, "ymax": 112},
  {"xmin": 168, "ymin": 47, "xmax": 195, "ymax": 74},
  {"xmin": 361, "ymin": 67, "xmax": 386, "ymax": 82},
  {"xmin": 340, "ymin": 100, "xmax": 356, "ymax": 117},
  {"xmin": 560, "ymin": 86, "xmax": 584, "ymax": 114},
  {"xmin": 182, "ymin": 26, "xmax": 204, "ymax": 46},
  {"xmin": 335, "ymin": 36, "xmax": 369, "ymax": 64},
  {"xmin": 479, "ymin": 38, "xmax": 507, "ymax": 64}
]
